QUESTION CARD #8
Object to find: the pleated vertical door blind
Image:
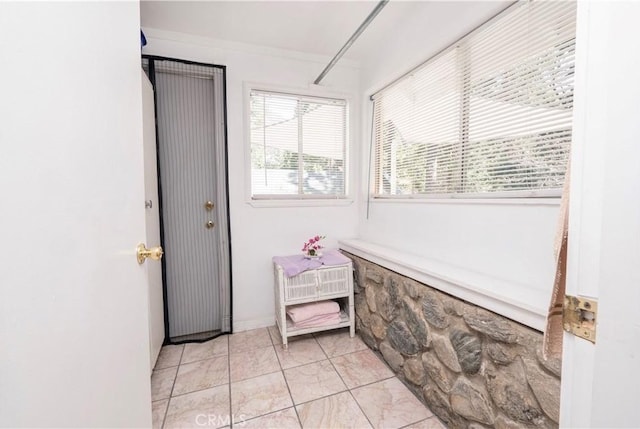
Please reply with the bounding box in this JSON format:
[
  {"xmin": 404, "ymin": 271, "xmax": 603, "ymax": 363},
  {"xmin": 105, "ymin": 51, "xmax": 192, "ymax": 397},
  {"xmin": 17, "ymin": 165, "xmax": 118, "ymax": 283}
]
[
  {"xmin": 250, "ymin": 90, "xmax": 347, "ymax": 198},
  {"xmin": 373, "ymin": 0, "xmax": 576, "ymax": 198},
  {"xmin": 152, "ymin": 59, "xmax": 231, "ymax": 339}
]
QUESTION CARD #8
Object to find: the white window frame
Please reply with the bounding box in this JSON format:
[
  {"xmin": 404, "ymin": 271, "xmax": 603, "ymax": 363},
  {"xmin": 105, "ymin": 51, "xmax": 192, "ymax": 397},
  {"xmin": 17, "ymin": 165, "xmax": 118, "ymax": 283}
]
[
  {"xmin": 244, "ymin": 82, "xmax": 353, "ymax": 207},
  {"xmin": 369, "ymin": 0, "xmax": 575, "ymax": 201}
]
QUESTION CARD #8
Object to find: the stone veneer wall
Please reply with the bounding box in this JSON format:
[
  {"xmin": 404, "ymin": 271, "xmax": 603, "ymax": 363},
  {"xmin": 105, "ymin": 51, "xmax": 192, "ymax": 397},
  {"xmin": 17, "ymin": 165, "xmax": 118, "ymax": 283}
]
[{"xmin": 343, "ymin": 252, "xmax": 561, "ymax": 429}]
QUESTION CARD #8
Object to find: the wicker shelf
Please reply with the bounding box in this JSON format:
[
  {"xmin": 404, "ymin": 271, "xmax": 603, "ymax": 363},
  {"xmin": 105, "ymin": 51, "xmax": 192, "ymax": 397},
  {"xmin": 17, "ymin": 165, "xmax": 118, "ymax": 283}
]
[{"xmin": 273, "ymin": 260, "xmax": 354, "ymax": 347}]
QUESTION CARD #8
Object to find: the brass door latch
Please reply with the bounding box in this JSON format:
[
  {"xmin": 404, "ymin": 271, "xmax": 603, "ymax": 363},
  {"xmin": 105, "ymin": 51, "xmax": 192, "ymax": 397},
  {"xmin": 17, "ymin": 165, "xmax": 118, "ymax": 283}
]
[
  {"xmin": 563, "ymin": 295, "xmax": 597, "ymax": 343},
  {"xmin": 137, "ymin": 243, "xmax": 164, "ymax": 265}
]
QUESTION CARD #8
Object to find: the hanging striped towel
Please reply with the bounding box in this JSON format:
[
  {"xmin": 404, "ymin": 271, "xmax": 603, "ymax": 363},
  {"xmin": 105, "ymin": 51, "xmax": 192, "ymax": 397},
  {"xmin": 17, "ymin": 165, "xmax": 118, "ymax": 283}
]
[{"xmin": 543, "ymin": 163, "xmax": 570, "ymax": 359}]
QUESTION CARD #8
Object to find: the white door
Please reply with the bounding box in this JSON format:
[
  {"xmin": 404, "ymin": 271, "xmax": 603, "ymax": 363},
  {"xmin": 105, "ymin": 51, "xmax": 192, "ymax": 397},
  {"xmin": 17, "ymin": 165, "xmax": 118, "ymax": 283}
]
[
  {"xmin": 142, "ymin": 71, "xmax": 165, "ymax": 371},
  {"xmin": 0, "ymin": 2, "xmax": 153, "ymax": 427},
  {"xmin": 561, "ymin": 1, "xmax": 640, "ymax": 426}
]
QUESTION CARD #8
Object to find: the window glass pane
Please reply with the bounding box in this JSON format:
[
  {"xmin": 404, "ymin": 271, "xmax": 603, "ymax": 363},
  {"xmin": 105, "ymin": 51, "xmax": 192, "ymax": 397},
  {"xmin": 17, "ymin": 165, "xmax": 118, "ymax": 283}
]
[
  {"xmin": 250, "ymin": 91, "xmax": 347, "ymax": 198},
  {"xmin": 251, "ymin": 94, "xmax": 299, "ymax": 195}
]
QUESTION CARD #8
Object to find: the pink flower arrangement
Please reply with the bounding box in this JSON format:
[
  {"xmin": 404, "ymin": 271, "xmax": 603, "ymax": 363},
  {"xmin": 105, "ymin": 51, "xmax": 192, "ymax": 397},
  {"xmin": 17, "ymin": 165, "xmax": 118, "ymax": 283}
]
[{"xmin": 302, "ymin": 235, "xmax": 325, "ymax": 256}]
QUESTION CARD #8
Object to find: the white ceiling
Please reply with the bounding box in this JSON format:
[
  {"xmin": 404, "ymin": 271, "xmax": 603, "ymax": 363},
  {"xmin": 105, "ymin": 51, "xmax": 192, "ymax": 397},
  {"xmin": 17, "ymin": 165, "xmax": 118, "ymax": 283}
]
[
  {"xmin": 140, "ymin": 1, "xmax": 509, "ymax": 63},
  {"xmin": 141, "ymin": 1, "xmax": 378, "ymax": 60}
]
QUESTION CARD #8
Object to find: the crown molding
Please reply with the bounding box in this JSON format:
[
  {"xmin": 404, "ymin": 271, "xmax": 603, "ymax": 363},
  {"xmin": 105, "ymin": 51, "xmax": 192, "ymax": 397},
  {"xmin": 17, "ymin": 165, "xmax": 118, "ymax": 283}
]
[{"xmin": 142, "ymin": 27, "xmax": 361, "ymax": 70}]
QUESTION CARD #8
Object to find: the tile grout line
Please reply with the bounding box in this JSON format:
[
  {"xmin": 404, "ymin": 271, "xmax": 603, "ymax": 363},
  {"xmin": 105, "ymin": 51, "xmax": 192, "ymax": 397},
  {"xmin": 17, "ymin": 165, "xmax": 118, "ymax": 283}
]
[
  {"xmin": 290, "ymin": 382, "xmax": 349, "ymax": 407},
  {"xmin": 170, "ymin": 345, "xmax": 185, "ymax": 398},
  {"xmin": 283, "ymin": 333, "xmax": 349, "ymax": 418},
  {"xmin": 229, "ymin": 340, "xmax": 281, "ymax": 384},
  {"xmin": 324, "ymin": 342, "xmax": 394, "ymax": 391},
  {"xmin": 161, "ymin": 328, "xmax": 416, "ymax": 429},
  {"xmin": 331, "ymin": 346, "xmax": 398, "ymax": 391},
  {"xmin": 277, "ymin": 336, "xmax": 349, "ymax": 407},
  {"xmin": 180, "ymin": 353, "xmax": 229, "ymax": 366},
  {"xmin": 170, "ymin": 356, "xmax": 230, "ymax": 398},
  {"xmin": 349, "ymin": 352, "xmax": 439, "ymax": 428},
  {"xmin": 237, "ymin": 406, "xmax": 300, "ymax": 427},
  {"xmin": 160, "ymin": 344, "xmax": 185, "ymax": 429},
  {"xmin": 225, "ymin": 335, "xmax": 233, "ymax": 429},
  {"xmin": 355, "ymin": 375, "xmax": 428, "ymax": 428},
  {"xmin": 231, "ymin": 369, "xmax": 292, "ymax": 424},
  {"xmin": 388, "ymin": 361, "xmax": 440, "ymax": 426},
  {"xmin": 321, "ymin": 332, "xmax": 426, "ymax": 428},
  {"xmin": 343, "ymin": 374, "xmax": 397, "ymax": 391},
  {"xmin": 178, "ymin": 354, "xmax": 230, "ymax": 373},
  {"xmin": 281, "ymin": 337, "xmax": 355, "ymax": 410},
  {"xmin": 271, "ymin": 332, "xmax": 304, "ymax": 429},
  {"xmin": 322, "ymin": 340, "xmax": 377, "ymax": 429},
  {"xmin": 232, "ymin": 368, "xmax": 282, "ymax": 384},
  {"xmin": 277, "ymin": 327, "xmax": 372, "ymax": 427},
  {"xmin": 229, "ymin": 340, "xmax": 274, "ymax": 356},
  {"xmin": 398, "ymin": 416, "xmax": 443, "ymax": 429},
  {"xmin": 180, "ymin": 342, "xmax": 229, "ymax": 366},
  {"xmin": 230, "ymin": 328, "xmax": 276, "ymax": 428},
  {"xmin": 158, "ymin": 339, "xmax": 234, "ymax": 429},
  {"xmin": 347, "ymin": 388, "xmax": 376, "ymax": 429},
  {"xmin": 164, "ymin": 381, "xmax": 230, "ymax": 400}
]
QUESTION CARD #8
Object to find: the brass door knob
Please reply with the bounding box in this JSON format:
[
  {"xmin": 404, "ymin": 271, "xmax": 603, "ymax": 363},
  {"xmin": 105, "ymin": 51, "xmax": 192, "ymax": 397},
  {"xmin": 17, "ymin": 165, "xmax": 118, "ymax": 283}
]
[
  {"xmin": 136, "ymin": 243, "xmax": 164, "ymax": 265},
  {"xmin": 205, "ymin": 201, "xmax": 214, "ymax": 211},
  {"xmin": 206, "ymin": 220, "xmax": 214, "ymax": 229}
]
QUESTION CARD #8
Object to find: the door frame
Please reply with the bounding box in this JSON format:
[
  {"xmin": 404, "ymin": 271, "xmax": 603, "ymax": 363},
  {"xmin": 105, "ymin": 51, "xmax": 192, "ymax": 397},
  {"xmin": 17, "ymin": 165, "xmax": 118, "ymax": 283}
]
[{"xmin": 142, "ymin": 55, "xmax": 233, "ymax": 344}]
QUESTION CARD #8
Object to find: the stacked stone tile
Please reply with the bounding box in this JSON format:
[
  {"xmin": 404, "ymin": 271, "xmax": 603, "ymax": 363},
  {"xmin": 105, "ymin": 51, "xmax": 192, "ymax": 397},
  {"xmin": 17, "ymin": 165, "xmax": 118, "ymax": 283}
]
[{"xmin": 344, "ymin": 252, "xmax": 561, "ymax": 429}]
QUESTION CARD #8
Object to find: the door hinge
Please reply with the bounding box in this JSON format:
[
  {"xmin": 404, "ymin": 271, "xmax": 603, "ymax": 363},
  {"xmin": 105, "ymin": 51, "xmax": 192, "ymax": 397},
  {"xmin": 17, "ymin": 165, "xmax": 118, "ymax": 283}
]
[{"xmin": 563, "ymin": 295, "xmax": 597, "ymax": 343}]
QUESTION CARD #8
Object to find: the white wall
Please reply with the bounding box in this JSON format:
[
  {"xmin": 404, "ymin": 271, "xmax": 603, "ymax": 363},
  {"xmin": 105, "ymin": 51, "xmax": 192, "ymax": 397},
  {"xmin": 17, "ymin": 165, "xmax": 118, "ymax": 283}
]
[
  {"xmin": 356, "ymin": 0, "xmax": 558, "ymax": 329},
  {"xmin": 141, "ymin": 30, "xmax": 360, "ymax": 330}
]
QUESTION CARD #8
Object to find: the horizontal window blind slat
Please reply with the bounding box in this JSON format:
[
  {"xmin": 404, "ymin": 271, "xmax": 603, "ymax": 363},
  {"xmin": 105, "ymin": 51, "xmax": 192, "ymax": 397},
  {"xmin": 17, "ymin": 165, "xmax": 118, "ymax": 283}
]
[
  {"xmin": 250, "ymin": 91, "xmax": 347, "ymax": 197},
  {"xmin": 373, "ymin": 0, "xmax": 575, "ymax": 198}
]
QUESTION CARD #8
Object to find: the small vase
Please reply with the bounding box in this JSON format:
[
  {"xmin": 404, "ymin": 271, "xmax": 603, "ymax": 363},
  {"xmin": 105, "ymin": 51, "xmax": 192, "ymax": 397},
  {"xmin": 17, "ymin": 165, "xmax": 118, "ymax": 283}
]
[{"xmin": 304, "ymin": 251, "xmax": 322, "ymax": 259}]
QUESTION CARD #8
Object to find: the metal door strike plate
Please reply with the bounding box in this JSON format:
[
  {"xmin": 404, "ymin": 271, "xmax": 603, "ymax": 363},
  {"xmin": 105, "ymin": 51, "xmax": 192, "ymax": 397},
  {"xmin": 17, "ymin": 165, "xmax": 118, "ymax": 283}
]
[{"xmin": 563, "ymin": 295, "xmax": 597, "ymax": 343}]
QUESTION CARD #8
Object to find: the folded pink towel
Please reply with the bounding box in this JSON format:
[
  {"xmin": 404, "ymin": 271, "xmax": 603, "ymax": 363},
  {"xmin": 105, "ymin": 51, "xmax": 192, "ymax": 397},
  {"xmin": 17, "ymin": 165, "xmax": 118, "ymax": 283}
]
[
  {"xmin": 292, "ymin": 312, "xmax": 341, "ymax": 328},
  {"xmin": 286, "ymin": 301, "xmax": 340, "ymax": 323}
]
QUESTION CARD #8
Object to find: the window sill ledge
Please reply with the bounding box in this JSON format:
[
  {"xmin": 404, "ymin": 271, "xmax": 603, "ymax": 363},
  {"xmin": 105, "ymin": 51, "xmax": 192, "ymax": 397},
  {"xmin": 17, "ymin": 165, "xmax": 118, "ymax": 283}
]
[
  {"xmin": 369, "ymin": 197, "xmax": 561, "ymax": 206},
  {"xmin": 247, "ymin": 199, "xmax": 354, "ymax": 208},
  {"xmin": 339, "ymin": 238, "xmax": 547, "ymax": 331}
]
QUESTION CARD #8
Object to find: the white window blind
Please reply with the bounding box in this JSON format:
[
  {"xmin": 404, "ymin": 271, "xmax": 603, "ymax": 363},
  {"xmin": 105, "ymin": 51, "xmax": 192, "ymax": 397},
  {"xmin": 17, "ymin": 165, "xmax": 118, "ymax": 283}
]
[
  {"xmin": 250, "ymin": 90, "xmax": 347, "ymax": 198},
  {"xmin": 373, "ymin": 0, "xmax": 576, "ymax": 198}
]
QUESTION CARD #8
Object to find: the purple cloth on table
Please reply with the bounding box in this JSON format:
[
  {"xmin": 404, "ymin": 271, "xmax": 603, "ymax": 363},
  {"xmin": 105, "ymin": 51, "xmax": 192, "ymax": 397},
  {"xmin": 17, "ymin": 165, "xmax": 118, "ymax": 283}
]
[{"xmin": 273, "ymin": 249, "xmax": 351, "ymax": 277}]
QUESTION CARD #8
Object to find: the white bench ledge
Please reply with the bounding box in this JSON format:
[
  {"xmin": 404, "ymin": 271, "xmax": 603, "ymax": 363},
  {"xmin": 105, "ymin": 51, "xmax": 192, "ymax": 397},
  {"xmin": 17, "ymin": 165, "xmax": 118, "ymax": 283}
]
[{"xmin": 339, "ymin": 238, "xmax": 546, "ymax": 332}]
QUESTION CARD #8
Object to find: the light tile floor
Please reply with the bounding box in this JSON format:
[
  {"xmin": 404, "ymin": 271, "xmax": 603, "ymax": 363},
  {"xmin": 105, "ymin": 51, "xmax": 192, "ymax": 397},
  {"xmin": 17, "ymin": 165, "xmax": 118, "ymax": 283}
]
[{"xmin": 151, "ymin": 327, "xmax": 445, "ymax": 429}]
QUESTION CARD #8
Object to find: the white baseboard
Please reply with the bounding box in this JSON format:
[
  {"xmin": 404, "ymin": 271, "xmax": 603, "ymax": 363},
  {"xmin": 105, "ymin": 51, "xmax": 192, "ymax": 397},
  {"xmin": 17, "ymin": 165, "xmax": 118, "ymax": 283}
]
[{"xmin": 233, "ymin": 316, "xmax": 275, "ymax": 333}]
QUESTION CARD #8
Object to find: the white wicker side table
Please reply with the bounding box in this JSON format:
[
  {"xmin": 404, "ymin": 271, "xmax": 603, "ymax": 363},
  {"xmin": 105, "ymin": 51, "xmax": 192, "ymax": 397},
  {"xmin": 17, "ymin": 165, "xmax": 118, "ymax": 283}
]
[{"xmin": 273, "ymin": 253, "xmax": 355, "ymax": 348}]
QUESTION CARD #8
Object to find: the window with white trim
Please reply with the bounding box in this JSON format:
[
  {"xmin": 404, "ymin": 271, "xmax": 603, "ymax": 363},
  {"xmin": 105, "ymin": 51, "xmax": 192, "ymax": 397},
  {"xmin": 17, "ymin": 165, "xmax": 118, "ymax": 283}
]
[
  {"xmin": 372, "ymin": 0, "xmax": 576, "ymax": 198},
  {"xmin": 250, "ymin": 90, "xmax": 348, "ymax": 199}
]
